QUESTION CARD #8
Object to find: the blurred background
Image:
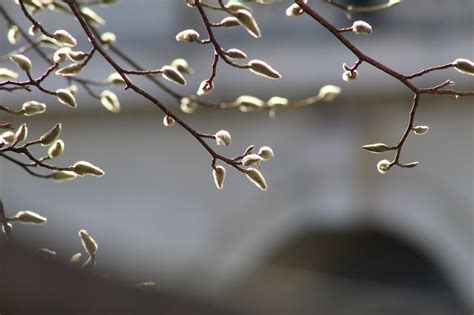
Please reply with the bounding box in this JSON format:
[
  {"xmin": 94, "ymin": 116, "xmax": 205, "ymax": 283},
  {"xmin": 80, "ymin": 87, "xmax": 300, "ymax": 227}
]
[{"xmin": 1, "ymin": 1, "xmax": 473, "ymax": 314}]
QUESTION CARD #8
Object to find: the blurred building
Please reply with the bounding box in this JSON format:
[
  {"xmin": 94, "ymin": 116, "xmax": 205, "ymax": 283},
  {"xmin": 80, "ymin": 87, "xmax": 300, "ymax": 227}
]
[{"xmin": 0, "ymin": 1, "xmax": 473, "ymax": 314}]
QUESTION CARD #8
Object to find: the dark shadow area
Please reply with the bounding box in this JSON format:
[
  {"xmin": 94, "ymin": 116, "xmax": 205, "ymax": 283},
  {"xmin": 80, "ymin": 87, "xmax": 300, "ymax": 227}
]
[{"xmin": 234, "ymin": 226, "xmax": 470, "ymax": 315}]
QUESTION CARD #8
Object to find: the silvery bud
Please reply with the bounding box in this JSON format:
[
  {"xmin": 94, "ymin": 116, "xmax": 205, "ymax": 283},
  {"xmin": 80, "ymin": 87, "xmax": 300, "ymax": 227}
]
[
  {"xmin": 163, "ymin": 115, "xmax": 175, "ymax": 127},
  {"xmin": 197, "ymin": 80, "xmax": 214, "ymax": 96},
  {"xmin": 53, "ymin": 30, "xmax": 77, "ymax": 47},
  {"xmin": 215, "ymin": 130, "xmax": 231, "ymax": 146},
  {"xmin": 80, "ymin": 7, "xmax": 105, "ymax": 26},
  {"xmin": 267, "ymin": 97, "xmax": 288, "ymax": 108},
  {"xmin": 286, "ymin": 3, "xmax": 304, "ymax": 16},
  {"xmin": 213, "ymin": 165, "xmax": 225, "ymax": 189},
  {"xmin": 49, "ymin": 171, "xmax": 77, "ymax": 182},
  {"xmin": 73, "ymin": 161, "xmax": 105, "ymax": 177},
  {"xmin": 233, "ymin": 9, "xmax": 261, "ymax": 38},
  {"xmin": 453, "ymin": 58, "xmax": 474, "ymax": 76},
  {"xmin": 161, "ymin": 65, "xmax": 186, "ymax": 85},
  {"xmin": 0, "ymin": 68, "xmax": 19, "ymax": 80},
  {"xmin": 236, "ymin": 95, "xmax": 264, "ymax": 112},
  {"xmin": 352, "ymin": 21, "xmax": 373, "ymax": 35},
  {"xmin": 22, "ymin": 101, "xmax": 46, "ymax": 116},
  {"xmin": 377, "ymin": 159, "xmax": 391, "ymax": 174},
  {"xmin": 10, "ymin": 54, "xmax": 32, "ymax": 72},
  {"xmin": 242, "ymin": 154, "xmax": 263, "ymax": 166},
  {"xmin": 258, "ymin": 146, "xmax": 274, "ymax": 160},
  {"xmin": 245, "ymin": 168, "xmax": 267, "ymax": 191},
  {"xmin": 100, "ymin": 90, "xmax": 121, "ymax": 113},
  {"xmin": 55, "ymin": 62, "xmax": 83, "ymax": 76},
  {"xmin": 53, "ymin": 47, "xmax": 71, "ymax": 63},
  {"xmin": 56, "ymin": 89, "xmax": 77, "ymax": 108},
  {"xmin": 7, "ymin": 25, "xmax": 20, "ymax": 45},
  {"xmin": 15, "ymin": 124, "xmax": 28, "ymax": 142},
  {"xmin": 1, "ymin": 131, "xmax": 15, "ymax": 144},
  {"xmin": 413, "ymin": 125, "xmax": 429, "ymax": 135},
  {"xmin": 220, "ymin": 17, "xmax": 240, "ymax": 28},
  {"xmin": 225, "ymin": 48, "xmax": 247, "ymax": 59},
  {"xmin": 79, "ymin": 229, "xmax": 98, "ymax": 256},
  {"xmin": 249, "ymin": 60, "xmax": 282, "ymax": 79},
  {"xmin": 14, "ymin": 210, "xmax": 47, "ymax": 224},
  {"xmin": 48, "ymin": 139, "xmax": 65, "ymax": 158},
  {"xmin": 40, "ymin": 123, "xmax": 61, "ymax": 146},
  {"xmin": 362, "ymin": 143, "xmax": 393, "ymax": 154},
  {"xmin": 69, "ymin": 253, "xmax": 82, "ymax": 265},
  {"xmin": 342, "ymin": 70, "xmax": 358, "ymax": 81},
  {"xmin": 318, "ymin": 85, "xmax": 341, "ymax": 102},
  {"xmin": 170, "ymin": 58, "xmax": 193, "ymax": 75},
  {"xmin": 175, "ymin": 29, "xmax": 200, "ymax": 42},
  {"xmin": 100, "ymin": 32, "xmax": 116, "ymax": 45},
  {"xmin": 107, "ymin": 72, "xmax": 126, "ymax": 85},
  {"xmin": 180, "ymin": 97, "xmax": 198, "ymax": 114}
]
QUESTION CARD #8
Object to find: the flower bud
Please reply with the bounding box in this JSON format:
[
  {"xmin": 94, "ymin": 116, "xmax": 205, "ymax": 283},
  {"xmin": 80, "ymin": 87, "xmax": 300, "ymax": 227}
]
[
  {"xmin": 233, "ymin": 9, "xmax": 261, "ymax": 38},
  {"xmin": 286, "ymin": 3, "xmax": 304, "ymax": 16},
  {"xmin": 53, "ymin": 30, "xmax": 77, "ymax": 47},
  {"xmin": 249, "ymin": 59, "xmax": 282, "ymax": 79},
  {"xmin": 258, "ymin": 146, "xmax": 274, "ymax": 160},
  {"xmin": 14, "ymin": 210, "xmax": 47, "ymax": 224},
  {"xmin": 40, "ymin": 123, "xmax": 61, "ymax": 146},
  {"xmin": 80, "ymin": 7, "xmax": 105, "ymax": 26},
  {"xmin": 7, "ymin": 25, "xmax": 20, "ymax": 45},
  {"xmin": 100, "ymin": 90, "xmax": 121, "ymax": 113},
  {"xmin": 175, "ymin": 29, "xmax": 200, "ymax": 42},
  {"xmin": 213, "ymin": 165, "xmax": 225, "ymax": 189},
  {"xmin": 49, "ymin": 170, "xmax": 77, "ymax": 182},
  {"xmin": 267, "ymin": 96, "xmax": 288, "ymax": 108},
  {"xmin": 318, "ymin": 85, "xmax": 341, "ymax": 102},
  {"xmin": 15, "ymin": 124, "xmax": 28, "ymax": 142},
  {"xmin": 215, "ymin": 130, "xmax": 231, "ymax": 146},
  {"xmin": 1, "ymin": 131, "xmax": 15, "ymax": 144},
  {"xmin": 245, "ymin": 168, "xmax": 267, "ymax": 191},
  {"xmin": 10, "ymin": 54, "xmax": 32, "ymax": 72},
  {"xmin": 55, "ymin": 62, "xmax": 83, "ymax": 76},
  {"xmin": 163, "ymin": 115, "xmax": 175, "ymax": 127},
  {"xmin": 48, "ymin": 139, "xmax": 65, "ymax": 158},
  {"xmin": 68, "ymin": 51, "xmax": 88, "ymax": 62},
  {"xmin": 0, "ymin": 68, "xmax": 19, "ymax": 80},
  {"xmin": 73, "ymin": 161, "xmax": 105, "ymax": 177},
  {"xmin": 225, "ymin": 48, "xmax": 247, "ymax": 59},
  {"xmin": 69, "ymin": 253, "xmax": 82, "ymax": 265},
  {"xmin": 220, "ymin": 17, "xmax": 240, "ymax": 28},
  {"xmin": 362, "ymin": 143, "xmax": 393, "ymax": 153},
  {"xmin": 453, "ymin": 58, "xmax": 474, "ymax": 76},
  {"xmin": 236, "ymin": 95, "xmax": 264, "ymax": 112},
  {"xmin": 53, "ymin": 47, "xmax": 71, "ymax": 63},
  {"xmin": 22, "ymin": 101, "xmax": 46, "ymax": 116},
  {"xmin": 197, "ymin": 80, "xmax": 214, "ymax": 96},
  {"xmin": 180, "ymin": 97, "xmax": 198, "ymax": 114},
  {"xmin": 170, "ymin": 58, "xmax": 193, "ymax": 75},
  {"xmin": 185, "ymin": 0, "xmax": 196, "ymax": 7},
  {"xmin": 100, "ymin": 32, "xmax": 116, "ymax": 45},
  {"xmin": 28, "ymin": 25, "xmax": 40, "ymax": 36},
  {"xmin": 161, "ymin": 65, "xmax": 186, "ymax": 85},
  {"xmin": 226, "ymin": 3, "xmax": 251, "ymax": 12},
  {"xmin": 342, "ymin": 70, "xmax": 358, "ymax": 81},
  {"xmin": 79, "ymin": 229, "xmax": 98, "ymax": 256},
  {"xmin": 242, "ymin": 154, "xmax": 262, "ymax": 166},
  {"xmin": 413, "ymin": 125, "xmax": 429, "ymax": 135},
  {"xmin": 352, "ymin": 21, "xmax": 373, "ymax": 35},
  {"xmin": 56, "ymin": 88, "xmax": 77, "ymax": 108},
  {"xmin": 106, "ymin": 72, "xmax": 126, "ymax": 85},
  {"xmin": 377, "ymin": 159, "xmax": 391, "ymax": 174}
]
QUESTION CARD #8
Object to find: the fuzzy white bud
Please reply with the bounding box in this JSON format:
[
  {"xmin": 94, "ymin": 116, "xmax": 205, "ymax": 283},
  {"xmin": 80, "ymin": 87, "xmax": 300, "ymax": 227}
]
[
  {"xmin": 352, "ymin": 21, "xmax": 373, "ymax": 35},
  {"xmin": 100, "ymin": 90, "xmax": 121, "ymax": 113},
  {"xmin": 413, "ymin": 125, "xmax": 429, "ymax": 135},
  {"xmin": 249, "ymin": 60, "xmax": 282, "ymax": 79},
  {"xmin": 215, "ymin": 130, "xmax": 231, "ymax": 146},
  {"xmin": 213, "ymin": 165, "xmax": 226, "ymax": 189},
  {"xmin": 245, "ymin": 168, "xmax": 267, "ymax": 191},
  {"xmin": 14, "ymin": 211, "xmax": 47, "ymax": 224},
  {"xmin": 53, "ymin": 30, "xmax": 77, "ymax": 47},
  {"xmin": 73, "ymin": 161, "xmax": 104, "ymax": 177},
  {"xmin": 377, "ymin": 159, "xmax": 391, "ymax": 174},
  {"xmin": 258, "ymin": 146, "xmax": 274, "ymax": 160},
  {"xmin": 10, "ymin": 54, "xmax": 32, "ymax": 72}
]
